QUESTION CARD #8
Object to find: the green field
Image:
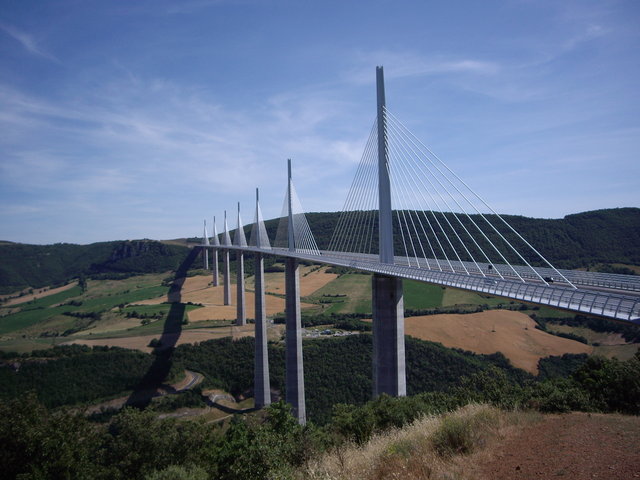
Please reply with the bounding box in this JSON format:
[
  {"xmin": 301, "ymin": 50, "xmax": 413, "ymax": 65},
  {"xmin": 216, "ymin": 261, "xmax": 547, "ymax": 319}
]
[
  {"xmin": 442, "ymin": 287, "xmax": 507, "ymax": 308},
  {"xmin": 0, "ymin": 286, "xmax": 84, "ymax": 334},
  {"xmin": 306, "ymin": 273, "xmax": 373, "ymax": 314},
  {"xmin": 403, "ymin": 280, "xmax": 444, "ymax": 310},
  {"xmin": 0, "ymin": 274, "xmax": 170, "ymax": 339}
]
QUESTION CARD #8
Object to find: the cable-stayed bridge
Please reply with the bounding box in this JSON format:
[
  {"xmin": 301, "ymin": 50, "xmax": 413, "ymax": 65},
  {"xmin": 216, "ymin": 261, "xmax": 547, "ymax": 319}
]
[{"xmin": 197, "ymin": 67, "xmax": 640, "ymax": 423}]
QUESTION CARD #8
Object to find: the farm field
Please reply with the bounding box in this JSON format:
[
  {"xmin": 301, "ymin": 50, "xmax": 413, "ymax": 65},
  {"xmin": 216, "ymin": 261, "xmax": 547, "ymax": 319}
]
[
  {"xmin": 404, "ymin": 310, "xmax": 592, "ymax": 374},
  {"xmin": 305, "ymin": 272, "xmax": 372, "ymax": 314},
  {"xmin": 64, "ymin": 324, "xmax": 257, "ymax": 353},
  {"xmin": 244, "ymin": 264, "xmax": 339, "ymax": 297},
  {"xmin": 1, "ymin": 281, "xmax": 79, "ymax": 306},
  {"xmin": 1, "ymin": 263, "xmax": 636, "ymax": 369}
]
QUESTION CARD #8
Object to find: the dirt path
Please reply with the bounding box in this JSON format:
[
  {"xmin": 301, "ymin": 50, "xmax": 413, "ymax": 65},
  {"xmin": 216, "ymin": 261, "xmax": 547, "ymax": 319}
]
[
  {"xmin": 85, "ymin": 369, "xmax": 204, "ymax": 414},
  {"xmin": 475, "ymin": 412, "xmax": 640, "ymax": 479}
]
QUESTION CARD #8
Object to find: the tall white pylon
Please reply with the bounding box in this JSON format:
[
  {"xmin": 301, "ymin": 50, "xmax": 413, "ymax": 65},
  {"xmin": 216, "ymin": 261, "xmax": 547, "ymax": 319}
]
[
  {"xmin": 235, "ymin": 202, "xmax": 246, "ymax": 326},
  {"xmin": 222, "ymin": 210, "xmax": 231, "ymax": 305},
  {"xmin": 203, "ymin": 220, "xmax": 210, "ymax": 270},
  {"xmin": 212, "ymin": 216, "xmax": 220, "ymax": 286}
]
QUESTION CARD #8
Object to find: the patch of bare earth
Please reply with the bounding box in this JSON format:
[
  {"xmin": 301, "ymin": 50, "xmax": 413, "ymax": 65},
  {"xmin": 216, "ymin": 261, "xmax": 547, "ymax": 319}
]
[
  {"xmin": 2, "ymin": 281, "xmax": 78, "ymax": 306},
  {"xmin": 473, "ymin": 412, "xmax": 640, "ymax": 479},
  {"xmin": 65, "ymin": 324, "xmax": 255, "ymax": 353},
  {"xmin": 245, "ymin": 265, "xmax": 338, "ymax": 297},
  {"xmin": 133, "ymin": 274, "xmax": 316, "ymax": 321},
  {"xmin": 404, "ymin": 310, "xmax": 592, "ymax": 374}
]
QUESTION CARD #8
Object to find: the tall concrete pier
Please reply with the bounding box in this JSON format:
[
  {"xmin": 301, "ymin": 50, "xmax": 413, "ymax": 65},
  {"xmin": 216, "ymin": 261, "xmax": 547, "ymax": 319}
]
[
  {"xmin": 253, "ymin": 188, "xmax": 271, "ymax": 408},
  {"xmin": 222, "ymin": 211, "xmax": 232, "ymax": 306},
  {"xmin": 212, "ymin": 216, "xmax": 219, "ymax": 286},
  {"xmin": 235, "ymin": 203, "xmax": 246, "ymax": 326},
  {"xmin": 285, "ymin": 256, "xmax": 305, "ymax": 423},
  {"xmin": 285, "ymin": 160, "xmax": 306, "ymax": 424},
  {"xmin": 373, "ymin": 65, "xmax": 406, "ymax": 398},
  {"xmin": 236, "ymin": 253, "xmax": 245, "ymax": 325},
  {"xmin": 202, "ymin": 220, "xmax": 210, "ymax": 270},
  {"xmin": 372, "ymin": 274, "xmax": 406, "ymax": 396}
]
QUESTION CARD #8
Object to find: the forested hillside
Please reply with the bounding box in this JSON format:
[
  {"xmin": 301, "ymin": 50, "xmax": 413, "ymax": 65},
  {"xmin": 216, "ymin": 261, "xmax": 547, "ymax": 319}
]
[
  {"xmin": 1, "ymin": 335, "xmax": 529, "ymax": 423},
  {"xmin": 0, "ymin": 240, "xmax": 189, "ymax": 294},
  {"xmin": 1, "ymin": 207, "xmax": 637, "ymax": 294}
]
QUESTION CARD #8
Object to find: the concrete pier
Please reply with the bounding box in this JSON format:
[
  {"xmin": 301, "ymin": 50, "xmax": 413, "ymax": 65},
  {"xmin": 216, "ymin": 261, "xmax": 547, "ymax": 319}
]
[
  {"xmin": 223, "ymin": 250, "xmax": 231, "ymax": 305},
  {"xmin": 236, "ymin": 252, "xmax": 246, "ymax": 326},
  {"xmin": 254, "ymin": 252, "xmax": 270, "ymax": 408},
  {"xmin": 212, "ymin": 250, "xmax": 219, "ymax": 286},
  {"xmin": 372, "ymin": 274, "xmax": 406, "ymax": 397},
  {"xmin": 285, "ymin": 256, "xmax": 305, "ymax": 424}
]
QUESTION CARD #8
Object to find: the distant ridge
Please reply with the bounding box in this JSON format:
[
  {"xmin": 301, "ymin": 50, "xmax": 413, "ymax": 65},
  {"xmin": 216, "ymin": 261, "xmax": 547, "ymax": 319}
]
[
  {"xmin": 0, "ymin": 208, "xmax": 638, "ymax": 294},
  {"xmin": 0, "ymin": 240, "xmax": 189, "ymax": 294},
  {"xmin": 261, "ymin": 207, "xmax": 640, "ymax": 270}
]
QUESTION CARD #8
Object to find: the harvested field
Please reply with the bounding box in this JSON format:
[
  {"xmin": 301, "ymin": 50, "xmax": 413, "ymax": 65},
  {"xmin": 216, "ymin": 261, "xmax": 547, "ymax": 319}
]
[
  {"xmin": 246, "ymin": 265, "xmax": 338, "ymax": 297},
  {"xmin": 405, "ymin": 310, "xmax": 592, "ymax": 374},
  {"xmin": 134, "ymin": 274, "xmax": 314, "ymax": 321},
  {"xmin": 86, "ymin": 314, "xmax": 148, "ymax": 334},
  {"xmin": 65, "ymin": 324, "xmax": 256, "ymax": 353},
  {"xmin": 3, "ymin": 281, "xmax": 78, "ymax": 306}
]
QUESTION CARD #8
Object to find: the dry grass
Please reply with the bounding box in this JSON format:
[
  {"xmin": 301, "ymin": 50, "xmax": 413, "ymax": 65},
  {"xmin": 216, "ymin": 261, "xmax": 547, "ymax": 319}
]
[
  {"xmin": 2, "ymin": 281, "xmax": 78, "ymax": 306},
  {"xmin": 245, "ymin": 264, "xmax": 338, "ymax": 297},
  {"xmin": 133, "ymin": 274, "xmax": 315, "ymax": 321},
  {"xmin": 301, "ymin": 405, "xmax": 539, "ymax": 480},
  {"xmin": 404, "ymin": 310, "xmax": 592, "ymax": 374},
  {"xmin": 64, "ymin": 324, "xmax": 255, "ymax": 353}
]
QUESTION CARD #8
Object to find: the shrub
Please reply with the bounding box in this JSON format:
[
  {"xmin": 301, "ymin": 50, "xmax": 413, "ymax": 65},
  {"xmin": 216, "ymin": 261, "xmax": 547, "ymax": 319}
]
[{"xmin": 431, "ymin": 405, "xmax": 500, "ymax": 457}]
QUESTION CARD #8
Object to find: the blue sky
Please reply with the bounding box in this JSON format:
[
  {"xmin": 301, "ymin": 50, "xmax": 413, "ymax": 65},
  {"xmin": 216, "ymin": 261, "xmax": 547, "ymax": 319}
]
[{"xmin": 1, "ymin": 0, "xmax": 638, "ymax": 244}]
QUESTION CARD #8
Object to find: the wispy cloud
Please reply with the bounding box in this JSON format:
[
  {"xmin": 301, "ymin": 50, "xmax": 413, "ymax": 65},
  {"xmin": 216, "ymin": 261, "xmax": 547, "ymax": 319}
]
[
  {"xmin": 0, "ymin": 71, "xmax": 370, "ymax": 226},
  {"xmin": 345, "ymin": 51, "xmax": 500, "ymax": 85},
  {"xmin": 0, "ymin": 23, "xmax": 59, "ymax": 62}
]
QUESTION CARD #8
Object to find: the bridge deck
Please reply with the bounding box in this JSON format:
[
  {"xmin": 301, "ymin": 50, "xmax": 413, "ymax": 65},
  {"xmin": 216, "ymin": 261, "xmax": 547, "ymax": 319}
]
[{"xmin": 199, "ymin": 245, "xmax": 640, "ymax": 323}]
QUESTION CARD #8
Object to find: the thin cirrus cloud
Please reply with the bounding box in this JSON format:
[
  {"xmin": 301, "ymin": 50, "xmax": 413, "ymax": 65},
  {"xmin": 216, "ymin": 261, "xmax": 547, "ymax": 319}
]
[
  {"xmin": 0, "ymin": 71, "xmax": 366, "ymax": 229},
  {"xmin": 345, "ymin": 51, "xmax": 500, "ymax": 85},
  {"xmin": 0, "ymin": 23, "xmax": 59, "ymax": 62},
  {"xmin": 1, "ymin": 1, "xmax": 638, "ymax": 244}
]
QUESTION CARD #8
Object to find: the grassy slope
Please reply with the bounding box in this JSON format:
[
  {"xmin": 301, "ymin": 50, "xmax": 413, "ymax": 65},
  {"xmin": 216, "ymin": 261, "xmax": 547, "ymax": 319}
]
[{"xmin": 0, "ymin": 274, "xmax": 170, "ymax": 337}]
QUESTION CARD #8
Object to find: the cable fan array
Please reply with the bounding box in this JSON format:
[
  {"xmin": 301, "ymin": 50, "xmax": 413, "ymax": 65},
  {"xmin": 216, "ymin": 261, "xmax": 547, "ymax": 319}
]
[
  {"xmin": 274, "ymin": 177, "xmax": 320, "ymax": 255},
  {"xmin": 329, "ymin": 106, "xmax": 573, "ymax": 287}
]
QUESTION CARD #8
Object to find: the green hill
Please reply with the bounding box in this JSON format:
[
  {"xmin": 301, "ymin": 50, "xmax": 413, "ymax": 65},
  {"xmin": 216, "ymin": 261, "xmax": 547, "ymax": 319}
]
[
  {"xmin": 0, "ymin": 240, "xmax": 189, "ymax": 294},
  {"xmin": 1, "ymin": 207, "xmax": 638, "ymax": 294}
]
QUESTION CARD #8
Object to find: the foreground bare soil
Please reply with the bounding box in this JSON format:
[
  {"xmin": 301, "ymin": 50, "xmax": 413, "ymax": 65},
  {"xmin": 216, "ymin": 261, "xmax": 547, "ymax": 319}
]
[
  {"xmin": 473, "ymin": 412, "xmax": 640, "ymax": 479},
  {"xmin": 305, "ymin": 407, "xmax": 640, "ymax": 480},
  {"xmin": 405, "ymin": 310, "xmax": 592, "ymax": 373}
]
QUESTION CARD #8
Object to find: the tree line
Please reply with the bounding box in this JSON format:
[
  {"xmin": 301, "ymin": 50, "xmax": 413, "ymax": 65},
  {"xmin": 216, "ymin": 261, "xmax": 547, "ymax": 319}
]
[{"xmin": 1, "ymin": 349, "xmax": 638, "ymax": 480}]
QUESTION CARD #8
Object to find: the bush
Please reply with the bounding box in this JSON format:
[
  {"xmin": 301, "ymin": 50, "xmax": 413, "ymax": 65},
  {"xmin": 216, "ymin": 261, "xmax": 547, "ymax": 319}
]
[
  {"xmin": 527, "ymin": 378, "xmax": 593, "ymax": 413},
  {"xmin": 145, "ymin": 465, "xmax": 208, "ymax": 480},
  {"xmin": 431, "ymin": 405, "xmax": 500, "ymax": 457}
]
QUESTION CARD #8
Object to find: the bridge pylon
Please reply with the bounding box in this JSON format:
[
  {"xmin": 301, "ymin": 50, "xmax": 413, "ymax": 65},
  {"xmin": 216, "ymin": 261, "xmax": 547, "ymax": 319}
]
[
  {"xmin": 234, "ymin": 202, "xmax": 247, "ymax": 326},
  {"xmin": 252, "ymin": 188, "xmax": 271, "ymax": 408},
  {"xmin": 202, "ymin": 220, "xmax": 210, "ymax": 270},
  {"xmin": 373, "ymin": 66, "xmax": 406, "ymax": 398},
  {"xmin": 222, "ymin": 210, "xmax": 231, "ymax": 306},
  {"xmin": 284, "ymin": 160, "xmax": 306, "ymax": 424},
  {"xmin": 211, "ymin": 216, "xmax": 220, "ymax": 286}
]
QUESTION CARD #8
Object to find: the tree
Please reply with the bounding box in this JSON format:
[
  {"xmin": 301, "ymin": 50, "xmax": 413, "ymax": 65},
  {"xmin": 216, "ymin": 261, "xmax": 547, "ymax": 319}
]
[{"xmin": 78, "ymin": 273, "xmax": 87, "ymax": 292}]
